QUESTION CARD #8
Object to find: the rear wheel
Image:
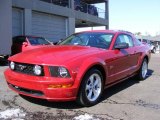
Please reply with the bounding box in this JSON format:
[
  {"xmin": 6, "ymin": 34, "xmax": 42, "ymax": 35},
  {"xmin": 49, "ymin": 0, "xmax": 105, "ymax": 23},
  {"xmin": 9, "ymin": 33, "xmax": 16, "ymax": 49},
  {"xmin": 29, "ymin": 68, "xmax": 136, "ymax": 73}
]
[
  {"xmin": 137, "ymin": 58, "xmax": 148, "ymax": 80},
  {"xmin": 77, "ymin": 69, "xmax": 104, "ymax": 107}
]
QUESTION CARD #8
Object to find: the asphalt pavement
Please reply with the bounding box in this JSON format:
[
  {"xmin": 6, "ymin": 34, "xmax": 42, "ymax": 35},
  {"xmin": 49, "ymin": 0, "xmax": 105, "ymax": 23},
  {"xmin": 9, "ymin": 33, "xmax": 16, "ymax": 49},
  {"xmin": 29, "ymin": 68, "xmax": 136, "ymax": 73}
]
[{"xmin": 0, "ymin": 54, "xmax": 160, "ymax": 120}]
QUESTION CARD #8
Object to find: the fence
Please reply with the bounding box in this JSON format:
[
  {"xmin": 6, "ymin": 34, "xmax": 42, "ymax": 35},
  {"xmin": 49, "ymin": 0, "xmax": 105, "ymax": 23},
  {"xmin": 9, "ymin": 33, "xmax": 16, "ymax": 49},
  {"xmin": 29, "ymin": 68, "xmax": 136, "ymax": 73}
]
[
  {"xmin": 40, "ymin": 0, "xmax": 69, "ymax": 7},
  {"xmin": 40, "ymin": 0, "xmax": 106, "ymax": 19},
  {"xmin": 74, "ymin": 0, "xmax": 106, "ymax": 19}
]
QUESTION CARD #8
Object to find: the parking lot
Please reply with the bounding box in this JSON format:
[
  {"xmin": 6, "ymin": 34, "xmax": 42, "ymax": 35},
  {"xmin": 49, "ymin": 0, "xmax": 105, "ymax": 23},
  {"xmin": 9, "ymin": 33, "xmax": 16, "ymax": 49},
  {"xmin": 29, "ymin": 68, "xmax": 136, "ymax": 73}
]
[{"xmin": 0, "ymin": 54, "xmax": 160, "ymax": 120}]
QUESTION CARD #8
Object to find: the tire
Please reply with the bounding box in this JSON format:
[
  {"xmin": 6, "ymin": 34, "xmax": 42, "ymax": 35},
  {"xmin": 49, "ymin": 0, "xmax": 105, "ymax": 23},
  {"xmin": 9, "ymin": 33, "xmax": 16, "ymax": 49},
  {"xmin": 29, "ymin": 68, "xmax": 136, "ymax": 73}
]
[
  {"xmin": 136, "ymin": 58, "xmax": 148, "ymax": 80},
  {"xmin": 152, "ymin": 48, "xmax": 156, "ymax": 53},
  {"xmin": 76, "ymin": 69, "xmax": 104, "ymax": 107},
  {"xmin": 4, "ymin": 55, "xmax": 10, "ymax": 60}
]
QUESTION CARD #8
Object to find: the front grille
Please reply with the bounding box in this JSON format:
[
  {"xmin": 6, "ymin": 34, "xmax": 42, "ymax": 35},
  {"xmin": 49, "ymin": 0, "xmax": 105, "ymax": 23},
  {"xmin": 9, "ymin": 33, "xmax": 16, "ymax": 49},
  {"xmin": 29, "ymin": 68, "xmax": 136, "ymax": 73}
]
[
  {"xmin": 8, "ymin": 83, "xmax": 44, "ymax": 97},
  {"xmin": 12, "ymin": 62, "xmax": 44, "ymax": 76}
]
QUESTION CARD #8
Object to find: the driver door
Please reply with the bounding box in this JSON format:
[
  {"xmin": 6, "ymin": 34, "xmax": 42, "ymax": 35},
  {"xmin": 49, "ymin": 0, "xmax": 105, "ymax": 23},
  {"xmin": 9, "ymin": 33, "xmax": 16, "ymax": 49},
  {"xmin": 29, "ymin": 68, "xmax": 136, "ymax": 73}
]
[{"xmin": 107, "ymin": 34, "xmax": 134, "ymax": 83}]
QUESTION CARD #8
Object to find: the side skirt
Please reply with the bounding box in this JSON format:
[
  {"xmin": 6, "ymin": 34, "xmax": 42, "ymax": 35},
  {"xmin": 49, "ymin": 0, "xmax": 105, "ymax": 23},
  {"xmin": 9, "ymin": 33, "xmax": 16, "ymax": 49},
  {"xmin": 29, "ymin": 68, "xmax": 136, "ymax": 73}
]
[{"xmin": 104, "ymin": 73, "xmax": 137, "ymax": 89}]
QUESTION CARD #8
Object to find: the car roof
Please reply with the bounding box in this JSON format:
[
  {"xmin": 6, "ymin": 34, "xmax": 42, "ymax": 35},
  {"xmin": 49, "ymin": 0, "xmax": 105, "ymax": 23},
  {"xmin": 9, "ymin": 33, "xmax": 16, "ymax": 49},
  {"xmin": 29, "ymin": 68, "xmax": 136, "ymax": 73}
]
[{"xmin": 78, "ymin": 30, "xmax": 133, "ymax": 35}]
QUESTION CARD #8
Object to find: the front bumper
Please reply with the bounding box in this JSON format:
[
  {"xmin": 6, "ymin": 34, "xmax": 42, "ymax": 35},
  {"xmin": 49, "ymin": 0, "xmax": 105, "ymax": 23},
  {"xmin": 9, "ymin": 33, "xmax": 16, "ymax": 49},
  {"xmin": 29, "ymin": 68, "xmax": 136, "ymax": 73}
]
[{"xmin": 4, "ymin": 68, "xmax": 78, "ymax": 101}]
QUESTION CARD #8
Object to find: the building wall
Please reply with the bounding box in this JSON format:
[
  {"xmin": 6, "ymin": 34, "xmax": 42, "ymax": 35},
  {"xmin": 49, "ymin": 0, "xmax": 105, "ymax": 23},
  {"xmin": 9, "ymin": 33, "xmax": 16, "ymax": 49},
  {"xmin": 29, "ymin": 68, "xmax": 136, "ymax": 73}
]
[
  {"xmin": 0, "ymin": 0, "xmax": 109, "ymax": 55},
  {"xmin": 0, "ymin": 0, "xmax": 12, "ymax": 55},
  {"xmin": 12, "ymin": 0, "xmax": 77, "ymax": 42},
  {"xmin": 12, "ymin": 8, "xmax": 24, "ymax": 36},
  {"xmin": 31, "ymin": 11, "xmax": 67, "ymax": 41},
  {"xmin": 12, "ymin": 0, "xmax": 108, "ymax": 35}
]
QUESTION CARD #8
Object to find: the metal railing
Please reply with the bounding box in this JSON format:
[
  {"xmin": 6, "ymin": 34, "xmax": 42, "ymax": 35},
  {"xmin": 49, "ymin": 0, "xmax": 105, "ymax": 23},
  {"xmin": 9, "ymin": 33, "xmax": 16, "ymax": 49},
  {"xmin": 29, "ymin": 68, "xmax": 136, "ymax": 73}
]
[
  {"xmin": 74, "ymin": 0, "xmax": 106, "ymax": 19},
  {"xmin": 40, "ymin": 0, "xmax": 106, "ymax": 19},
  {"xmin": 40, "ymin": 0, "xmax": 69, "ymax": 7},
  {"xmin": 97, "ymin": 7, "xmax": 106, "ymax": 19}
]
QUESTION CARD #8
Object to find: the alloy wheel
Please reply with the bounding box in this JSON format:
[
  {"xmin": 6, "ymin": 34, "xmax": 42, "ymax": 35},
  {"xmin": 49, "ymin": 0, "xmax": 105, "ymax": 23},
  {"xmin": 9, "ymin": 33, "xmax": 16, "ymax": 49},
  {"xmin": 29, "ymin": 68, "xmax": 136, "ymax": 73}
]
[
  {"xmin": 142, "ymin": 60, "xmax": 148, "ymax": 79},
  {"xmin": 85, "ymin": 73, "xmax": 102, "ymax": 102}
]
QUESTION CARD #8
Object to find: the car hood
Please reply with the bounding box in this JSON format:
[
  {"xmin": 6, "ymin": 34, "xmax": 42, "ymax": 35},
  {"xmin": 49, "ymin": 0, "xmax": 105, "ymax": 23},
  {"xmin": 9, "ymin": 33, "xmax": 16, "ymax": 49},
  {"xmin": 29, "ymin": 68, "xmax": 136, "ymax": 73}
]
[
  {"xmin": 9, "ymin": 45, "xmax": 105, "ymax": 65},
  {"xmin": 23, "ymin": 45, "xmax": 53, "ymax": 51}
]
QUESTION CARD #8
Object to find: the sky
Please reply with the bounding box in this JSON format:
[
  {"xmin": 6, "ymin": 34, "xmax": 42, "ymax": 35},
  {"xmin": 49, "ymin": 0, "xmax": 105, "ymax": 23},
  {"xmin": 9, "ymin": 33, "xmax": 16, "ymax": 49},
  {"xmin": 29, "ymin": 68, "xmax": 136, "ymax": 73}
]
[{"xmin": 76, "ymin": 0, "xmax": 160, "ymax": 36}]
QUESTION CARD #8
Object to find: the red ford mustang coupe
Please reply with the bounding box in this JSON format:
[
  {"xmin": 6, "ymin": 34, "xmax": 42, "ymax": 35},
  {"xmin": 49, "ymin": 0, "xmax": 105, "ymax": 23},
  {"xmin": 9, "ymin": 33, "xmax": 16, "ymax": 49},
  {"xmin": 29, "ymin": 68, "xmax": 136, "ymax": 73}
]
[{"xmin": 4, "ymin": 30, "xmax": 151, "ymax": 106}]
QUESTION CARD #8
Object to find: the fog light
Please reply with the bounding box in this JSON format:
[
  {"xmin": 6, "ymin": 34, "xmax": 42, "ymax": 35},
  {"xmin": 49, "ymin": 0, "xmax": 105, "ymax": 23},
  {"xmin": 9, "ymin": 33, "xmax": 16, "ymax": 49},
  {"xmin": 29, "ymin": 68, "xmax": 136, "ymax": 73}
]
[
  {"xmin": 48, "ymin": 85, "xmax": 62, "ymax": 88},
  {"xmin": 48, "ymin": 84, "xmax": 72, "ymax": 88},
  {"xmin": 62, "ymin": 84, "xmax": 73, "ymax": 88}
]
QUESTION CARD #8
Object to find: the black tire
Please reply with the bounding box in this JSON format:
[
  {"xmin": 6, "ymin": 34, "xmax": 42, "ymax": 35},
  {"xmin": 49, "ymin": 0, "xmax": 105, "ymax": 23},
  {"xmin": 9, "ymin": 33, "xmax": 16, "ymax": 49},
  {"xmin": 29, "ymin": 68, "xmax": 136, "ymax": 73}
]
[
  {"xmin": 152, "ymin": 48, "xmax": 156, "ymax": 53},
  {"xmin": 3, "ymin": 55, "xmax": 9, "ymax": 60},
  {"xmin": 76, "ymin": 69, "xmax": 104, "ymax": 107},
  {"xmin": 136, "ymin": 58, "xmax": 148, "ymax": 80}
]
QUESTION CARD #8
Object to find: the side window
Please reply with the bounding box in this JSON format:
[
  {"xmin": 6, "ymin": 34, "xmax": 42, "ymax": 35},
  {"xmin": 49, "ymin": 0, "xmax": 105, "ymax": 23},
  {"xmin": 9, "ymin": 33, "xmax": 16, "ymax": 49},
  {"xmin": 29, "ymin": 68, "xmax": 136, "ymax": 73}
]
[
  {"xmin": 134, "ymin": 38, "xmax": 142, "ymax": 46},
  {"xmin": 142, "ymin": 39, "xmax": 147, "ymax": 43},
  {"xmin": 124, "ymin": 35, "xmax": 134, "ymax": 47},
  {"xmin": 114, "ymin": 34, "xmax": 133, "ymax": 47}
]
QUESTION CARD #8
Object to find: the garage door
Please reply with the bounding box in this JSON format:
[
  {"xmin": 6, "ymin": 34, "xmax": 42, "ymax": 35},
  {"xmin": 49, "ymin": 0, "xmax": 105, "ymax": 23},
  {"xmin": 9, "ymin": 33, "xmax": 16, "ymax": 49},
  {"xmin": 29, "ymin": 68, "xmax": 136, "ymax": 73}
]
[
  {"xmin": 32, "ymin": 11, "xmax": 66, "ymax": 42},
  {"xmin": 12, "ymin": 8, "xmax": 23, "ymax": 37}
]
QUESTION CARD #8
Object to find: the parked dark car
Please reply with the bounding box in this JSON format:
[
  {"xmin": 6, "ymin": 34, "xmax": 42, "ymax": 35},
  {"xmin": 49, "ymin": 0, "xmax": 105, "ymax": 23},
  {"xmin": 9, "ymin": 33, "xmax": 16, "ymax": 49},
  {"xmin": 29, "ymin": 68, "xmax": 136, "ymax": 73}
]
[
  {"xmin": 11, "ymin": 36, "xmax": 53, "ymax": 55},
  {"xmin": 88, "ymin": 4, "xmax": 98, "ymax": 16}
]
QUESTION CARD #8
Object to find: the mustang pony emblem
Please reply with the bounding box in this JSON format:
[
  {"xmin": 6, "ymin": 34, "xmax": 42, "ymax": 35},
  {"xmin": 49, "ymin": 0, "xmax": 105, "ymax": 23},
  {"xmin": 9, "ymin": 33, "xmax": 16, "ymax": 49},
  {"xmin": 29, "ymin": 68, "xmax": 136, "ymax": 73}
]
[{"xmin": 18, "ymin": 65, "xmax": 26, "ymax": 71}]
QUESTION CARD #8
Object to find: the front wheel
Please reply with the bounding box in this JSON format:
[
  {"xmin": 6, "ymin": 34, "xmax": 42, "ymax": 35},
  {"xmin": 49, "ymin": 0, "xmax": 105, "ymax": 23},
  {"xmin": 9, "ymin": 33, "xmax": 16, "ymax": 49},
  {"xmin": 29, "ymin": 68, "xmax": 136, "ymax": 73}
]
[
  {"xmin": 77, "ymin": 69, "xmax": 104, "ymax": 107},
  {"xmin": 137, "ymin": 58, "xmax": 148, "ymax": 80},
  {"xmin": 152, "ymin": 48, "xmax": 156, "ymax": 53}
]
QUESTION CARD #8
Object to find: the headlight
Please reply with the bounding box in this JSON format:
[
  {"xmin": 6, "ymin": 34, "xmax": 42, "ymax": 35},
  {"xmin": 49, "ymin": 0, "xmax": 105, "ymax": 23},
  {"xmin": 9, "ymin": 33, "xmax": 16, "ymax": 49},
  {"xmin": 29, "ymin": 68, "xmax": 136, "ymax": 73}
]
[
  {"xmin": 33, "ymin": 65, "xmax": 42, "ymax": 76},
  {"xmin": 49, "ymin": 66, "xmax": 70, "ymax": 78},
  {"xmin": 58, "ymin": 67, "xmax": 69, "ymax": 78},
  {"xmin": 10, "ymin": 62, "xmax": 15, "ymax": 70}
]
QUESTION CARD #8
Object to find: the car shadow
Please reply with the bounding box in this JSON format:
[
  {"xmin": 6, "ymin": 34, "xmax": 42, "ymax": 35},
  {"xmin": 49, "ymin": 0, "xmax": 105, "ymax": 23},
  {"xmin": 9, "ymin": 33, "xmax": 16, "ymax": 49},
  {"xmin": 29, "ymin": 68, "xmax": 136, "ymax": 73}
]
[
  {"xmin": 20, "ymin": 95, "xmax": 82, "ymax": 109},
  {"xmin": 20, "ymin": 69, "xmax": 154, "ymax": 109},
  {"xmin": 146, "ymin": 69, "xmax": 154, "ymax": 78},
  {"xmin": 101, "ymin": 69, "xmax": 154, "ymax": 102}
]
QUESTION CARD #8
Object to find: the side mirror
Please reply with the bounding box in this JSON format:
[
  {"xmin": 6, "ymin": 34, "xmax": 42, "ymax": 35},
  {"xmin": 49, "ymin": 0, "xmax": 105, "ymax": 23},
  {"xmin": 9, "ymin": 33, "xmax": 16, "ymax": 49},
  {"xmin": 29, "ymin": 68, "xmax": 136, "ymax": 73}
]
[
  {"xmin": 23, "ymin": 42, "xmax": 28, "ymax": 47},
  {"xmin": 114, "ymin": 43, "xmax": 129, "ymax": 49}
]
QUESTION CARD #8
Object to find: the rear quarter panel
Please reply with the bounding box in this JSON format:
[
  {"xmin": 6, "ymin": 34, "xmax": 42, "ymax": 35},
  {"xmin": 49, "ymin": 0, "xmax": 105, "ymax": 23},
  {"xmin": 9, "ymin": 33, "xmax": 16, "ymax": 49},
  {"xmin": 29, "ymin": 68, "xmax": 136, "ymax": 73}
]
[{"xmin": 135, "ymin": 44, "xmax": 151, "ymax": 71}]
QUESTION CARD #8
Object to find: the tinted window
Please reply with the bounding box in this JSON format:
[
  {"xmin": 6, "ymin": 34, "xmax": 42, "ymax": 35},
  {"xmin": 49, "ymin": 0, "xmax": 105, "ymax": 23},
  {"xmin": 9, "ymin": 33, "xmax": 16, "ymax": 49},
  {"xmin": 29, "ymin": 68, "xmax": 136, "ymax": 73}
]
[
  {"xmin": 28, "ymin": 37, "xmax": 51, "ymax": 45},
  {"xmin": 134, "ymin": 38, "xmax": 142, "ymax": 46},
  {"xmin": 142, "ymin": 39, "xmax": 147, "ymax": 43},
  {"xmin": 115, "ymin": 34, "xmax": 133, "ymax": 47},
  {"xmin": 59, "ymin": 32, "xmax": 114, "ymax": 49}
]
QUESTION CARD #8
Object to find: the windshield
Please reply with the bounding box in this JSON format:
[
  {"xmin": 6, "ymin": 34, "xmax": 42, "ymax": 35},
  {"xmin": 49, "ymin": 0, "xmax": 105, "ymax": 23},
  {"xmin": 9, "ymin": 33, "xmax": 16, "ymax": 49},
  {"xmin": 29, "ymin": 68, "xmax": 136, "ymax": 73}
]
[
  {"xmin": 28, "ymin": 37, "xmax": 51, "ymax": 45},
  {"xmin": 59, "ymin": 32, "xmax": 114, "ymax": 49}
]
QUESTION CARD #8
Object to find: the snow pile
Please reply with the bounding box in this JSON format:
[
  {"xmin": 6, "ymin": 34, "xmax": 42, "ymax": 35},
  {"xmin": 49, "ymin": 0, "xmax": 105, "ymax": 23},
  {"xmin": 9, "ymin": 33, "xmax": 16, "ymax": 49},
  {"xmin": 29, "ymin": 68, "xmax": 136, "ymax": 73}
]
[
  {"xmin": 73, "ymin": 113, "xmax": 99, "ymax": 120},
  {"xmin": 0, "ymin": 108, "xmax": 26, "ymax": 119}
]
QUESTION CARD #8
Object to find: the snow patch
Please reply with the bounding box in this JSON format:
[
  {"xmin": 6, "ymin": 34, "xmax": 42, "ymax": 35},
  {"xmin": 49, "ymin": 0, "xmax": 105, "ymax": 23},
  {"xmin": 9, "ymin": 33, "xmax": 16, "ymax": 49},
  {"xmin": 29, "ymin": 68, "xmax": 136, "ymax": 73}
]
[
  {"xmin": 0, "ymin": 108, "xmax": 26, "ymax": 119},
  {"xmin": 73, "ymin": 113, "xmax": 99, "ymax": 120}
]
